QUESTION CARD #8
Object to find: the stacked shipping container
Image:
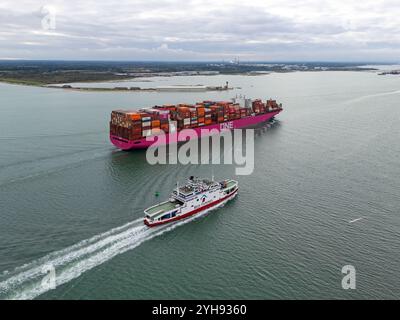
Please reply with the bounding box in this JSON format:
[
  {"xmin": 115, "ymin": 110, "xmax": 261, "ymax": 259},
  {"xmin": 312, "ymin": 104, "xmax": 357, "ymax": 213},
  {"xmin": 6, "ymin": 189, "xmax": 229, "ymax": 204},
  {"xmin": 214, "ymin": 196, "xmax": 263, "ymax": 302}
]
[{"xmin": 110, "ymin": 98, "xmax": 282, "ymax": 141}]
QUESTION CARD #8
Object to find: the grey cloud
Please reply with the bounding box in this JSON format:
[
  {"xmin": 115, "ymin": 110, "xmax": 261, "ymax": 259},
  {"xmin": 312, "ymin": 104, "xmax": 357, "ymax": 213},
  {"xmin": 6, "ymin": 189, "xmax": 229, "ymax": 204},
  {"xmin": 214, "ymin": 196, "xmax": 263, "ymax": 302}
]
[{"xmin": 0, "ymin": 0, "xmax": 399, "ymax": 61}]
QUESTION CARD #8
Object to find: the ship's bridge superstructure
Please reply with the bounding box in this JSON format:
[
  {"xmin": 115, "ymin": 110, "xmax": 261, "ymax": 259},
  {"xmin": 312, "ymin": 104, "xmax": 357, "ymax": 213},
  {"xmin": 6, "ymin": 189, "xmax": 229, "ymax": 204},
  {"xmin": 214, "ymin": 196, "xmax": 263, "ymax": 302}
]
[{"xmin": 172, "ymin": 178, "xmax": 220, "ymax": 202}]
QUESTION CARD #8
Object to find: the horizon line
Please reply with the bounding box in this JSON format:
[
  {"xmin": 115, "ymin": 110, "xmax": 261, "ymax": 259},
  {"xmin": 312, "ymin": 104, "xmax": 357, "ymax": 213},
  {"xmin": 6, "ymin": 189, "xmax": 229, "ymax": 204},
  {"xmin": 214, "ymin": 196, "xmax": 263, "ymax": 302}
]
[{"xmin": 0, "ymin": 59, "xmax": 398, "ymax": 64}]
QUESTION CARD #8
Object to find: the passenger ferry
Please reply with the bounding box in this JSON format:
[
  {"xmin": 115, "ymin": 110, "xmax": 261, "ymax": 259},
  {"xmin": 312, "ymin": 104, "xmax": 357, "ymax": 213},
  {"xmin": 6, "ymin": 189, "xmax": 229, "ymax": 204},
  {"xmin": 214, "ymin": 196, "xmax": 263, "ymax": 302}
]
[{"xmin": 144, "ymin": 177, "xmax": 238, "ymax": 227}]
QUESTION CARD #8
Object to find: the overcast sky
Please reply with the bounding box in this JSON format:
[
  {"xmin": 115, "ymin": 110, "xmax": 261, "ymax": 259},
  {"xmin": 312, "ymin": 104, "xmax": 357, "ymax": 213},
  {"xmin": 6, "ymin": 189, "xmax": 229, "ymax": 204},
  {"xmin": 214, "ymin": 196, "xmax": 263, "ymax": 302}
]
[{"xmin": 0, "ymin": 0, "xmax": 399, "ymax": 61}]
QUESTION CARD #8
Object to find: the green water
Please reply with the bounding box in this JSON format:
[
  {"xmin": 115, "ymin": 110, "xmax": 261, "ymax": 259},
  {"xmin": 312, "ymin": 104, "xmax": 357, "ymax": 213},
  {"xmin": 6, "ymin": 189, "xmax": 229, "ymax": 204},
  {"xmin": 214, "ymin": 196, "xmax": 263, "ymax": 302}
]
[{"xmin": 0, "ymin": 71, "xmax": 399, "ymax": 299}]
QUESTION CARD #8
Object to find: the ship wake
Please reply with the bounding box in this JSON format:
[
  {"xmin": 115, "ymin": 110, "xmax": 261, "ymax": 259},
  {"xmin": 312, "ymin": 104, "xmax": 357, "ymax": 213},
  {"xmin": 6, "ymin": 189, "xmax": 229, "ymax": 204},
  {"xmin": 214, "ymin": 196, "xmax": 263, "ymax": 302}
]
[{"xmin": 0, "ymin": 204, "xmax": 222, "ymax": 300}]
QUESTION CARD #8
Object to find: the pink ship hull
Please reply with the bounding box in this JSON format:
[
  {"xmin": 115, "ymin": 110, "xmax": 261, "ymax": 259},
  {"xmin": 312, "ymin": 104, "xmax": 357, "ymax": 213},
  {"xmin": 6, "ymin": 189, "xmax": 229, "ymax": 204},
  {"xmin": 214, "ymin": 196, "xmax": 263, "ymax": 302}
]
[{"xmin": 110, "ymin": 110, "xmax": 281, "ymax": 150}]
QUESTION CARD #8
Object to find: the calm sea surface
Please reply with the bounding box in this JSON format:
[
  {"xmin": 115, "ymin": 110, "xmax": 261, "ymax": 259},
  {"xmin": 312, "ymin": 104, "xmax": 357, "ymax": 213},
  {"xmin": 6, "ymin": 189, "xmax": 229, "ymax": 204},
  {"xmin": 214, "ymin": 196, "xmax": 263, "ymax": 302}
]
[{"xmin": 0, "ymin": 71, "xmax": 399, "ymax": 299}]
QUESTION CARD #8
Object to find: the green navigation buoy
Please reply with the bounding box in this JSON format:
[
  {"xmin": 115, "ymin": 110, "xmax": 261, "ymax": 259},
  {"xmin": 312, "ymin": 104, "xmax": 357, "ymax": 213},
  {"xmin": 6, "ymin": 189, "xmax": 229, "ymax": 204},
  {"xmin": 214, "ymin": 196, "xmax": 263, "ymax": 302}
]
[{"xmin": 155, "ymin": 191, "xmax": 160, "ymax": 197}]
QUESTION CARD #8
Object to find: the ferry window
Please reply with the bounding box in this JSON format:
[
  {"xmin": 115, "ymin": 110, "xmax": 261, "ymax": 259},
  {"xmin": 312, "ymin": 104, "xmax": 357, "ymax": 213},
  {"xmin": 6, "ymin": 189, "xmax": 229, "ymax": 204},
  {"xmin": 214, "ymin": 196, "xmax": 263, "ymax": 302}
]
[{"xmin": 161, "ymin": 213, "xmax": 171, "ymax": 220}]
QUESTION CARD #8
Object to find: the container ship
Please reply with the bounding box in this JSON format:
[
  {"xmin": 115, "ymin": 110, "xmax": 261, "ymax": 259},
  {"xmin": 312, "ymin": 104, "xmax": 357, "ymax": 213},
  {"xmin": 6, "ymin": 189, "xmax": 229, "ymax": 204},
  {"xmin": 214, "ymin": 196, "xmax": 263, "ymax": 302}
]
[
  {"xmin": 144, "ymin": 177, "xmax": 238, "ymax": 227},
  {"xmin": 110, "ymin": 97, "xmax": 283, "ymax": 150}
]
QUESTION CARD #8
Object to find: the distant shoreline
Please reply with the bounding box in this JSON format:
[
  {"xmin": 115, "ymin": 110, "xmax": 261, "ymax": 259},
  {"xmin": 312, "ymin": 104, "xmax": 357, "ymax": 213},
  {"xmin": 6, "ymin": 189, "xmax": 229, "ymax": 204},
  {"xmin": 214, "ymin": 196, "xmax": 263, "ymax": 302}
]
[
  {"xmin": 0, "ymin": 78, "xmax": 234, "ymax": 92},
  {"xmin": 0, "ymin": 67, "xmax": 379, "ymax": 92},
  {"xmin": 44, "ymin": 84, "xmax": 235, "ymax": 93},
  {"xmin": 0, "ymin": 61, "xmax": 380, "ymax": 86}
]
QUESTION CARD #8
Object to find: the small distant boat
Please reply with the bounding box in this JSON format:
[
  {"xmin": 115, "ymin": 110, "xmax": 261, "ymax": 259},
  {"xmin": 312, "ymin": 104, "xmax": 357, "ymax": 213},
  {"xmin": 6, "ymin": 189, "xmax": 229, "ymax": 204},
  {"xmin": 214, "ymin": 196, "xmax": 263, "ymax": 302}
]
[{"xmin": 144, "ymin": 177, "xmax": 238, "ymax": 227}]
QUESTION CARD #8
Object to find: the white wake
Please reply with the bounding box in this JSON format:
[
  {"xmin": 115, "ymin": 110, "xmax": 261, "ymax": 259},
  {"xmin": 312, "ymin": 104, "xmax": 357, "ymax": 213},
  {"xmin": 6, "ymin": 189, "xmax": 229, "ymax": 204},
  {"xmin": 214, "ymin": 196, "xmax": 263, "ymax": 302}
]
[{"xmin": 0, "ymin": 202, "xmax": 228, "ymax": 300}]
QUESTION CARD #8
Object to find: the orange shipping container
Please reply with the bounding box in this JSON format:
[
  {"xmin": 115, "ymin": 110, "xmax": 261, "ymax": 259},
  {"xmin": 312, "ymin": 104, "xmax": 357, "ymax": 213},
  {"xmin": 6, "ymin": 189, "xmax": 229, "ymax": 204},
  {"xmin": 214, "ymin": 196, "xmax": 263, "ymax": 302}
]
[
  {"xmin": 210, "ymin": 105, "xmax": 223, "ymax": 111},
  {"xmin": 128, "ymin": 113, "xmax": 141, "ymax": 121},
  {"xmin": 140, "ymin": 112, "xmax": 152, "ymax": 120},
  {"xmin": 160, "ymin": 125, "xmax": 169, "ymax": 133},
  {"xmin": 178, "ymin": 104, "xmax": 191, "ymax": 109},
  {"xmin": 177, "ymin": 107, "xmax": 190, "ymax": 117},
  {"xmin": 196, "ymin": 107, "xmax": 205, "ymax": 116},
  {"xmin": 152, "ymin": 120, "xmax": 161, "ymax": 127}
]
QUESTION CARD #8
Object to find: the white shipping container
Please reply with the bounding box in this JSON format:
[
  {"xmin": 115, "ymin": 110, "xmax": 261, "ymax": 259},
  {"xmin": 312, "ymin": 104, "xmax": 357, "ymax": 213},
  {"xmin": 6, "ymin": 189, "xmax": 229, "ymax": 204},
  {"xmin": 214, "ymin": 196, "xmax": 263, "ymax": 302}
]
[
  {"xmin": 142, "ymin": 129, "xmax": 152, "ymax": 137},
  {"xmin": 147, "ymin": 108, "xmax": 169, "ymax": 115},
  {"xmin": 142, "ymin": 121, "xmax": 151, "ymax": 127},
  {"xmin": 183, "ymin": 118, "xmax": 190, "ymax": 125}
]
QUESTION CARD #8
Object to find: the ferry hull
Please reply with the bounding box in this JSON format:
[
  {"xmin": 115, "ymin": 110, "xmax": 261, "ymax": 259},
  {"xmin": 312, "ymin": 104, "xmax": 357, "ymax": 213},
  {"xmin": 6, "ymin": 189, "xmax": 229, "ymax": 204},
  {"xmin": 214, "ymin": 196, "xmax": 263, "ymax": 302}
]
[
  {"xmin": 110, "ymin": 110, "xmax": 281, "ymax": 150},
  {"xmin": 144, "ymin": 187, "xmax": 238, "ymax": 227}
]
